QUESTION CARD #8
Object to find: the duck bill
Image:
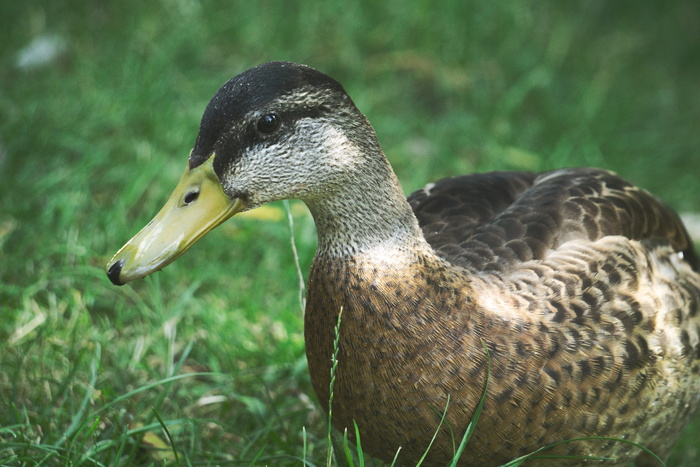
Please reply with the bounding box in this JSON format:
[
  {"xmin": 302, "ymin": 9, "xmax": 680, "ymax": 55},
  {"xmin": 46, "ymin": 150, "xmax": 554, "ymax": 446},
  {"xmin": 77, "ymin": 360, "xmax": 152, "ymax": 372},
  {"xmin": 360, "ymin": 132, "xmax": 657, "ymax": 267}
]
[{"xmin": 106, "ymin": 155, "xmax": 244, "ymax": 285}]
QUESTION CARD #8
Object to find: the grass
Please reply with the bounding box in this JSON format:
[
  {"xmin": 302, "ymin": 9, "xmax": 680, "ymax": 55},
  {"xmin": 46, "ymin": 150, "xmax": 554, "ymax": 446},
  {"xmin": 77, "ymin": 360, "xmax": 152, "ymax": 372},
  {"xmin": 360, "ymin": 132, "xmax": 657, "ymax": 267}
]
[{"xmin": 1, "ymin": 0, "xmax": 699, "ymax": 465}]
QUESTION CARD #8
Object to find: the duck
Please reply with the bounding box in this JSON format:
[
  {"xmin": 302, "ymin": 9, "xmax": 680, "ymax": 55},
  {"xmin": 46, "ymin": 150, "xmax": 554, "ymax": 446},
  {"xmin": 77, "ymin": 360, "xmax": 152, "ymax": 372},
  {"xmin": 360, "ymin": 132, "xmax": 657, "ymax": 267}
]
[{"xmin": 106, "ymin": 61, "xmax": 700, "ymax": 466}]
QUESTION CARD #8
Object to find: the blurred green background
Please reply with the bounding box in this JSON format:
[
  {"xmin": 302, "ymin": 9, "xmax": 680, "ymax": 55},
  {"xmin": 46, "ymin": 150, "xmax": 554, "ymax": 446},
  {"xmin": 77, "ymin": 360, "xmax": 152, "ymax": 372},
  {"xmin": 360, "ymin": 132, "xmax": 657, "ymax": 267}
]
[{"xmin": 1, "ymin": 0, "xmax": 698, "ymax": 465}]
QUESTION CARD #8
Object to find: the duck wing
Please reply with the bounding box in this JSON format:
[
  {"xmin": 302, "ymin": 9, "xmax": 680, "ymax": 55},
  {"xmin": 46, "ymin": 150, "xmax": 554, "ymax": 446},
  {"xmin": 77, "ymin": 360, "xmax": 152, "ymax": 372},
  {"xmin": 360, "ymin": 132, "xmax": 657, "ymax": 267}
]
[{"xmin": 408, "ymin": 168, "xmax": 698, "ymax": 272}]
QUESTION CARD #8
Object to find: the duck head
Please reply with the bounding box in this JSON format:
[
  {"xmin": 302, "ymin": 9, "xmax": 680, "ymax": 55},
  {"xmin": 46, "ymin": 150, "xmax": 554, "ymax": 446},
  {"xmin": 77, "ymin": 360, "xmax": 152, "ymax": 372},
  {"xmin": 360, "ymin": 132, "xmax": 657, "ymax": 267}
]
[{"xmin": 106, "ymin": 61, "xmax": 382, "ymax": 285}]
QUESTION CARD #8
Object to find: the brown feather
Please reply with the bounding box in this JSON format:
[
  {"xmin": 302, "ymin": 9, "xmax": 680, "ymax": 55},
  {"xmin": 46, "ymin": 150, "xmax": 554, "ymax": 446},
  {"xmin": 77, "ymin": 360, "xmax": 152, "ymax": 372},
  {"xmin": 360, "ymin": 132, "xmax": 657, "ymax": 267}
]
[{"xmin": 306, "ymin": 168, "xmax": 700, "ymax": 466}]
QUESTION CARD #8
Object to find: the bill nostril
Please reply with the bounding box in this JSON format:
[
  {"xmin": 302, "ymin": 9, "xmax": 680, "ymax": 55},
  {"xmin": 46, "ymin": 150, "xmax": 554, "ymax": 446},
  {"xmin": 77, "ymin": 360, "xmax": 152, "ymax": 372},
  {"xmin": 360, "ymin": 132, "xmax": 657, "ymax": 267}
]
[
  {"xmin": 183, "ymin": 190, "xmax": 200, "ymax": 205},
  {"xmin": 107, "ymin": 259, "xmax": 125, "ymax": 286}
]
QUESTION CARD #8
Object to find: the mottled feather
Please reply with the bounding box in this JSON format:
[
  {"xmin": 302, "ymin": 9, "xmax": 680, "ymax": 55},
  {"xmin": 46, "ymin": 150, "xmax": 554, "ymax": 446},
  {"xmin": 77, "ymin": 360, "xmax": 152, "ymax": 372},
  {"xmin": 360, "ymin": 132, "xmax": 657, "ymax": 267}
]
[{"xmin": 307, "ymin": 170, "xmax": 700, "ymax": 466}]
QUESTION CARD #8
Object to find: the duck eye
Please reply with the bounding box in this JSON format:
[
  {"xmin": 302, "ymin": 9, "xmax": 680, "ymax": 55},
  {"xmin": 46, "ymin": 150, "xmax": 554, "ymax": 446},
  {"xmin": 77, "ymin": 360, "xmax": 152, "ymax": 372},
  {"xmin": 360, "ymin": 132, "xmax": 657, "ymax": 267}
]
[{"xmin": 257, "ymin": 114, "xmax": 280, "ymax": 133}]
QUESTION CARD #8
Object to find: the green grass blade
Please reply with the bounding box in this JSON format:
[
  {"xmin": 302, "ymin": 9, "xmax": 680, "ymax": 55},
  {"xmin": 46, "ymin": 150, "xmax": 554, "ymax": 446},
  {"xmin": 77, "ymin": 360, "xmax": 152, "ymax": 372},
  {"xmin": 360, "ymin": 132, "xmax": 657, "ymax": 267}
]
[
  {"xmin": 95, "ymin": 372, "xmax": 215, "ymax": 418},
  {"xmin": 152, "ymin": 407, "xmax": 181, "ymax": 467},
  {"xmin": 500, "ymin": 436, "xmax": 665, "ymax": 467},
  {"xmin": 302, "ymin": 426, "xmax": 308, "ymax": 465},
  {"xmin": 341, "ymin": 428, "xmax": 356, "ymax": 467},
  {"xmin": 56, "ymin": 343, "xmax": 101, "ymax": 448},
  {"xmin": 389, "ymin": 446, "xmax": 402, "ymax": 467},
  {"xmin": 449, "ymin": 339, "xmax": 491, "ymax": 466},
  {"xmin": 327, "ymin": 307, "xmax": 343, "ymax": 467},
  {"xmin": 284, "ymin": 199, "xmax": 306, "ymax": 313},
  {"xmin": 353, "ymin": 420, "xmax": 364, "ymax": 467},
  {"xmin": 416, "ymin": 394, "xmax": 451, "ymax": 466}
]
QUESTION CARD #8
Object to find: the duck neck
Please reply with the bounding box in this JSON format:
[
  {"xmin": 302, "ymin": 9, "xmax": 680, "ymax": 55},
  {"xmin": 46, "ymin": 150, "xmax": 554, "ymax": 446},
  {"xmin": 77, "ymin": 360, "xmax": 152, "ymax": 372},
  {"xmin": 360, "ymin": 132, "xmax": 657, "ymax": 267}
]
[{"xmin": 304, "ymin": 155, "xmax": 430, "ymax": 260}]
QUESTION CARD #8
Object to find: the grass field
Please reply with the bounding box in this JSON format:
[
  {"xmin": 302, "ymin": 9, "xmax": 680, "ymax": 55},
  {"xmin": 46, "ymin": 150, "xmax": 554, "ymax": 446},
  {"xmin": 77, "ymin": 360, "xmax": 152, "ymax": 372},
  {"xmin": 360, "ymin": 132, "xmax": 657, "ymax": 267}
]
[{"xmin": 1, "ymin": 1, "xmax": 699, "ymax": 465}]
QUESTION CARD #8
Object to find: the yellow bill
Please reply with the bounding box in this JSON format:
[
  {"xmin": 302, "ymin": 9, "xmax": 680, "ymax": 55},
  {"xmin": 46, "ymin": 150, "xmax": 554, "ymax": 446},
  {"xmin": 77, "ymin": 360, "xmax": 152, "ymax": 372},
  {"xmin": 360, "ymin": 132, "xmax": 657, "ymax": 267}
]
[{"xmin": 106, "ymin": 155, "xmax": 244, "ymax": 285}]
